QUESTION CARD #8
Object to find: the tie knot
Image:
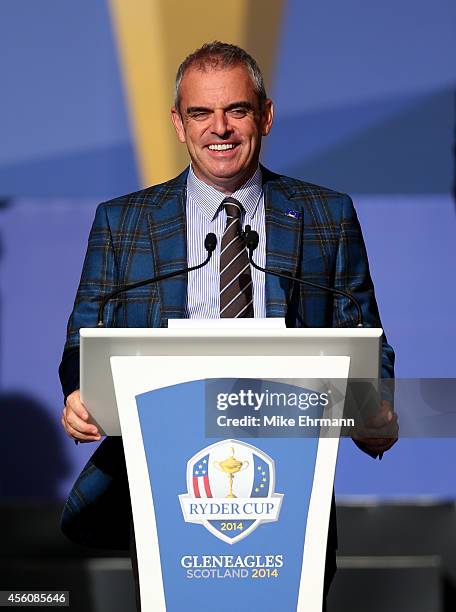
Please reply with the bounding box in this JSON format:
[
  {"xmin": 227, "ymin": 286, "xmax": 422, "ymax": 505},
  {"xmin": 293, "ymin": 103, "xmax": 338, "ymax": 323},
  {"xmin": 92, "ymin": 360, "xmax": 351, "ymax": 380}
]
[{"xmin": 222, "ymin": 197, "xmax": 243, "ymax": 220}]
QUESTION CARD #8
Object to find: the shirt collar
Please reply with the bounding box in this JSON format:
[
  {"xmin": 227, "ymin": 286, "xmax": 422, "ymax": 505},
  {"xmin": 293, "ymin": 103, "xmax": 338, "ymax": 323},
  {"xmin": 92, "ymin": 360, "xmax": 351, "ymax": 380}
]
[{"xmin": 187, "ymin": 165, "xmax": 263, "ymax": 221}]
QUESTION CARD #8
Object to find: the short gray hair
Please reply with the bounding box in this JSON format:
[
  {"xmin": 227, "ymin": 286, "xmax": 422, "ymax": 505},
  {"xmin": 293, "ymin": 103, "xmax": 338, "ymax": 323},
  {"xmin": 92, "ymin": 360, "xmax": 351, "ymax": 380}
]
[{"xmin": 174, "ymin": 41, "xmax": 267, "ymax": 112}]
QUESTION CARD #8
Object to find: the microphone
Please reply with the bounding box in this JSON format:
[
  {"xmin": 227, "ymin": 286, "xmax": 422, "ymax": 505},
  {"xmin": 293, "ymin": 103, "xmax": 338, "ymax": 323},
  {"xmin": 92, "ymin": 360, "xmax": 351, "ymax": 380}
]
[
  {"xmin": 242, "ymin": 226, "xmax": 364, "ymax": 327},
  {"xmin": 97, "ymin": 233, "xmax": 217, "ymax": 327}
]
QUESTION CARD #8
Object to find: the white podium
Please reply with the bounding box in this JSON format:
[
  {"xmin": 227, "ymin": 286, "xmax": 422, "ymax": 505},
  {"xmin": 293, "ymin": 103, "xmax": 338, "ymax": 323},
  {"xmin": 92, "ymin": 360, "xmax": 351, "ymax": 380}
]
[{"xmin": 80, "ymin": 327, "xmax": 382, "ymax": 612}]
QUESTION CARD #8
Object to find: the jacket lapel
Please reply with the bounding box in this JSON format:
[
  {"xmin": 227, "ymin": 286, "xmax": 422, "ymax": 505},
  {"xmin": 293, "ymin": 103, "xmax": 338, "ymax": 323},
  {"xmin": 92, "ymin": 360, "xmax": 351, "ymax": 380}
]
[
  {"xmin": 262, "ymin": 167, "xmax": 302, "ymax": 319},
  {"xmin": 147, "ymin": 166, "xmax": 303, "ymax": 323},
  {"xmin": 147, "ymin": 170, "xmax": 188, "ymax": 325}
]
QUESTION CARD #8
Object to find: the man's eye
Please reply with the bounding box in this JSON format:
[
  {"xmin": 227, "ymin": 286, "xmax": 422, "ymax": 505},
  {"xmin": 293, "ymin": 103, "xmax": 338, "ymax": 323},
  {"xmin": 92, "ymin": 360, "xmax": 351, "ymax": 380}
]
[
  {"xmin": 228, "ymin": 108, "xmax": 249, "ymax": 118},
  {"xmin": 188, "ymin": 111, "xmax": 210, "ymax": 121}
]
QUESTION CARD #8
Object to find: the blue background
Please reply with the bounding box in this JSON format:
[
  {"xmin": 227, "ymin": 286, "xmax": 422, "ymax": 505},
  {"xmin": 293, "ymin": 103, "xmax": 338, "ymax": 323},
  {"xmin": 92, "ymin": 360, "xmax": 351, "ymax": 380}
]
[{"xmin": 0, "ymin": 0, "xmax": 455, "ymax": 501}]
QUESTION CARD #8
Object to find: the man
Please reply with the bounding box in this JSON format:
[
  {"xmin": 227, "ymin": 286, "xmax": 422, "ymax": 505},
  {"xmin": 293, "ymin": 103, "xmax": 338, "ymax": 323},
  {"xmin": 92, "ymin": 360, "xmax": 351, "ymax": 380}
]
[{"xmin": 60, "ymin": 41, "xmax": 396, "ymax": 608}]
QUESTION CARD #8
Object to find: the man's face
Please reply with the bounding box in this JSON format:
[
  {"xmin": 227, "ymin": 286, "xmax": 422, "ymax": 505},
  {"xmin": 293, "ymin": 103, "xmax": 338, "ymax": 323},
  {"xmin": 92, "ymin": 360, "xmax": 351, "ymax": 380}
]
[{"xmin": 171, "ymin": 64, "xmax": 273, "ymax": 193}]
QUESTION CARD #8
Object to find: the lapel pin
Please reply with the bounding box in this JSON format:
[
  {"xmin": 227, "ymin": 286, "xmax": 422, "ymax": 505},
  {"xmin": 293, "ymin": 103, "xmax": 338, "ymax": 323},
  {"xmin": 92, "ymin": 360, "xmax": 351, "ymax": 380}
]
[{"xmin": 285, "ymin": 208, "xmax": 302, "ymax": 220}]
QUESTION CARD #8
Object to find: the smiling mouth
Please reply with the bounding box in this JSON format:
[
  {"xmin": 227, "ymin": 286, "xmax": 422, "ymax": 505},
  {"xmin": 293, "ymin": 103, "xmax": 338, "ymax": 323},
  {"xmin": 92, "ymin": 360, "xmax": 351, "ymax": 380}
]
[{"xmin": 207, "ymin": 143, "xmax": 238, "ymax": 151}]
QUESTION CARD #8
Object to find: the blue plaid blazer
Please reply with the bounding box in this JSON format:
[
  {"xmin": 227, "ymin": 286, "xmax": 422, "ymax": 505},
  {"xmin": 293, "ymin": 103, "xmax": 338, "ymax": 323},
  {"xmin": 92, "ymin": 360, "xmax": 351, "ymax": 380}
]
[{"xmin": 61, "ymin": 166, "xmax": 394, "ymax": 549}]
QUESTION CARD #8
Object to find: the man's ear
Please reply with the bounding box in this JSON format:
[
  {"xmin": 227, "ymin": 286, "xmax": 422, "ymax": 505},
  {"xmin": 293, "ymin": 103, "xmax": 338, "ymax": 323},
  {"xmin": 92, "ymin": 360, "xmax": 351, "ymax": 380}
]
[
  {"xmin": 171, "ymin": 107, "xmax": 186, "ymax": 143},
  {"xmin": 261, "ymin": 99, "xmax": 274, "ymax": 137}
]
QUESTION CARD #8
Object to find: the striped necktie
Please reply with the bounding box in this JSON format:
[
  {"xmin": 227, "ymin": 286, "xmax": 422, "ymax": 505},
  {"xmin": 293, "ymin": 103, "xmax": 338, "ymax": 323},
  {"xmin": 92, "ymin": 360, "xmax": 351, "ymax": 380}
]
[{"xmin": 219, "ymin": 197, "xmax": 254, "ymax": 318}]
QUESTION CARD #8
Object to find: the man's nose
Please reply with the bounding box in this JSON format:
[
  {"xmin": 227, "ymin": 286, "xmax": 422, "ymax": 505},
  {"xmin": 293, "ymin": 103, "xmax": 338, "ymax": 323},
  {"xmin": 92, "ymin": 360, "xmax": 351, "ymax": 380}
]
[{"xmin": 211, "ymin": 109, "xmax": 231, "ymax": 137}]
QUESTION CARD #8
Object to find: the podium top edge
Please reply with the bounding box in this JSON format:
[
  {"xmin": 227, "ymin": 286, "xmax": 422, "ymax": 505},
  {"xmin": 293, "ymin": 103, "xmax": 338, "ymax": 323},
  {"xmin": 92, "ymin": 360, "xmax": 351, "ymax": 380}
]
[{"xmin": 80, "ymin": 327, "xmax": 383, "ymax": 339}]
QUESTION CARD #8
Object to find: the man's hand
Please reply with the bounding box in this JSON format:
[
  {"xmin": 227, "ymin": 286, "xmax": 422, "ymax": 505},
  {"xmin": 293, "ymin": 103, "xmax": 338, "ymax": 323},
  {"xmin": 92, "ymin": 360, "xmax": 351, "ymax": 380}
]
[
  {"xmin": 352, "ymin": 400, "xmax": 398, "ymax": 458},
  {"xmin": 61, "ymin": 389, "xmax": 101, "ymax": 442}
]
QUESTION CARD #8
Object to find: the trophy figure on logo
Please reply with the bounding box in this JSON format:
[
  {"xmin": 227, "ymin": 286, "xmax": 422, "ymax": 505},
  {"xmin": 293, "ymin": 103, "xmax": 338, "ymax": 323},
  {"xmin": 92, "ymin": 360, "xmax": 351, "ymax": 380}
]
[{"xmin": 214, "ymin": 447, "xmax": 249, "ymax": 498}]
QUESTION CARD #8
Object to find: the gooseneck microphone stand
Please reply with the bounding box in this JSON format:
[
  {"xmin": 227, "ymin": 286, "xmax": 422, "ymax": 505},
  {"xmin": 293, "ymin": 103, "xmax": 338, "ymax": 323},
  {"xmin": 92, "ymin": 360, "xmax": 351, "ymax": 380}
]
[
  {"xmin": 242, "ymin": 225, "xmax": 364, "ymax": 327},
  {"xmin": 97, "ymin": 233, "xmax": 217, "ymax": 327}
]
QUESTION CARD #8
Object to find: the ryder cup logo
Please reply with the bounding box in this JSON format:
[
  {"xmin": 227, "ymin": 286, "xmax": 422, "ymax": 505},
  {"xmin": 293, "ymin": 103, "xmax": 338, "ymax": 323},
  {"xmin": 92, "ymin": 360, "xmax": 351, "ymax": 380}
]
[{"xmin": 179, "ymin": 440, "xmax": 283, "ymax": 544}]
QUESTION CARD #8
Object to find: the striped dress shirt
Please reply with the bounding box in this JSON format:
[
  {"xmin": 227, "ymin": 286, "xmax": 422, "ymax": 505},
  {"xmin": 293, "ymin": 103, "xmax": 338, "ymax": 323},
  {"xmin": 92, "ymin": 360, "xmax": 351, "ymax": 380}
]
[{"xmin": 186, "ymin": 165, "xmax": 266, "ymax": 318}]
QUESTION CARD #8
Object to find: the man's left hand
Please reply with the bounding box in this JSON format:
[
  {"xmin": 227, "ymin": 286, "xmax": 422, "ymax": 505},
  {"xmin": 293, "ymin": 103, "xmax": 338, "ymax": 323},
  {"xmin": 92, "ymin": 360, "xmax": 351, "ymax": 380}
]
[{"xmin": 352, "ymin": 400, "xmax": 398, "ymax": 458}]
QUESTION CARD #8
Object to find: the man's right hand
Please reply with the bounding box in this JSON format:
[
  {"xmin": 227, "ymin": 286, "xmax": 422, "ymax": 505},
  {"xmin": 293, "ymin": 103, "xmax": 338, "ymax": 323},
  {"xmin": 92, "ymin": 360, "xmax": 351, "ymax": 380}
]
[{"xmin": 61, "ymin": 389, "xmax": 102, "ymax": 442}]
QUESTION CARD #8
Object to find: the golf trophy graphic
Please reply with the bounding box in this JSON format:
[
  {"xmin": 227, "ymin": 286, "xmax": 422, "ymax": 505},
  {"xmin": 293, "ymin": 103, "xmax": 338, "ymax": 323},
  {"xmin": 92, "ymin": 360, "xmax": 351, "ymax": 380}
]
[{"xmin": 214, "ymin": 447, "xmax": 249, "ymax": 498}]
